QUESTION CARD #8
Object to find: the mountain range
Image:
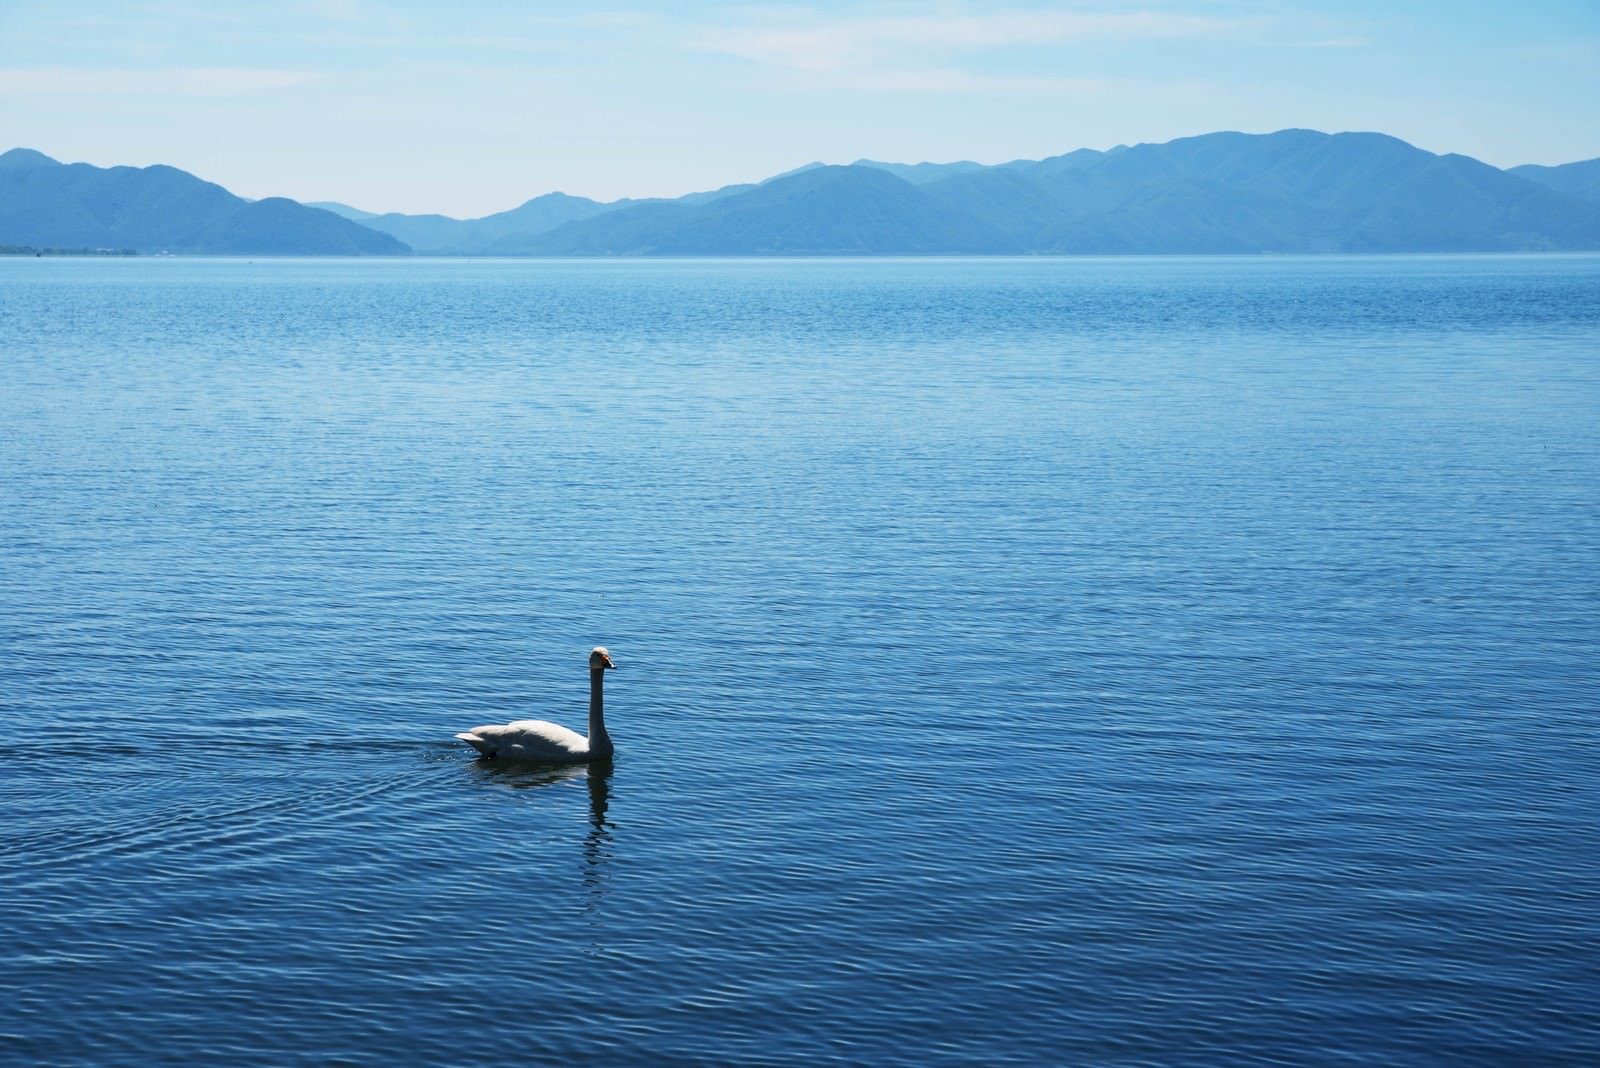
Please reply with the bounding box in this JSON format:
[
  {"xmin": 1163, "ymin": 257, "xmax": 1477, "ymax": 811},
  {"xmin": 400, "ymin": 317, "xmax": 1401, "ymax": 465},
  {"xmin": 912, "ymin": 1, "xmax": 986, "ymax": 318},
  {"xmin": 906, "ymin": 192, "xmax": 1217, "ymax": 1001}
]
[
  {"xmin": 5, "ymin": 131, "xmax": 1600, "ymax": 256},
  {"xmin": 0, "ymin": 147, "xmax": 405, "ymax": 255}
]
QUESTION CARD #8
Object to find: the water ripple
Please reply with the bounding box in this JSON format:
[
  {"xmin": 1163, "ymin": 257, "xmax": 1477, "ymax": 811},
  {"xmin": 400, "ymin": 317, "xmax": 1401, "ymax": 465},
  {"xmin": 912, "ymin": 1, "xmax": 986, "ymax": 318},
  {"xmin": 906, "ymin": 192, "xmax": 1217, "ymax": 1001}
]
[{"xmin": 2, "ymin": 256, "xmax": 1599, "ymax": 1066}]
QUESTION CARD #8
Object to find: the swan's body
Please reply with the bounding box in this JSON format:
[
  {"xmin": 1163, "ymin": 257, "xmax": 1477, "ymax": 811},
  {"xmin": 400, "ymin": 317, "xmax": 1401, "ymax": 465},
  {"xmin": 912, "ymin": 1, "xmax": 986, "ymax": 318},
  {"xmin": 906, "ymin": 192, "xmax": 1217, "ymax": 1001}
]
[
  {"xmin": 455, "ymin": 718, "xmax": 595, "ymax": 762},
  {"xmin": 456, "ymin": 647, "xmax": 616, "ymax": 763}
]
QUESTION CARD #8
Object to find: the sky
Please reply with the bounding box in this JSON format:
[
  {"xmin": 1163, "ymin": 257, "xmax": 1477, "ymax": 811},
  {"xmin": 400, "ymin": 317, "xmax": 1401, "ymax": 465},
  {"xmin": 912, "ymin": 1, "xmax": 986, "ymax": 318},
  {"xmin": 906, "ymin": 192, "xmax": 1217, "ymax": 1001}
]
[{"xmin": 2, "ymin": 1, "xmax": 1597, "ymax": 218}]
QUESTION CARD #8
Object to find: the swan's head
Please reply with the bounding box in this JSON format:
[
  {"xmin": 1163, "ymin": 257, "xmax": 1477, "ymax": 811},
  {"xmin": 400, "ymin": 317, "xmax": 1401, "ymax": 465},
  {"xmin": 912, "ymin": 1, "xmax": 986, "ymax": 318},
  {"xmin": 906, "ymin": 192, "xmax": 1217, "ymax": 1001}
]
[{"xmin": 590, "ymin": 646, "xmax": 617, "ymax": 671}]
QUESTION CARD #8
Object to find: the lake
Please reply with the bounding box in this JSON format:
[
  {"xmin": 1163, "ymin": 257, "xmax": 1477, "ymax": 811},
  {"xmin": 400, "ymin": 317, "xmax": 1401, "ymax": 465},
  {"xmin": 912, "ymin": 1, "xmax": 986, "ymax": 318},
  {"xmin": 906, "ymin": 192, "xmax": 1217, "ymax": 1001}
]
[{"xmin": 2, "ymin": 254, "xmax": 1597, "ymax": 1065}]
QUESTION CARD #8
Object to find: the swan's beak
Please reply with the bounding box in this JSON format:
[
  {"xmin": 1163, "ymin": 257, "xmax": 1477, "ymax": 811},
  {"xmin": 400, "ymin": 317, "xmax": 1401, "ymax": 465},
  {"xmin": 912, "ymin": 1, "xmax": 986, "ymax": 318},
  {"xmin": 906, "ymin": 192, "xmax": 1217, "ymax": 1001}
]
[{"xmin": 600, "ymin": 653, "xmax": 617, "ymax": 670}]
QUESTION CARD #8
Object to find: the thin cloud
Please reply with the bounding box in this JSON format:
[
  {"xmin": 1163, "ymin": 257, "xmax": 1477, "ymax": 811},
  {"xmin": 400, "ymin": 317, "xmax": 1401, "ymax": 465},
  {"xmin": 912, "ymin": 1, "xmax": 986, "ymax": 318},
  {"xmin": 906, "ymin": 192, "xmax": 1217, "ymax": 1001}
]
[
  {"xmin": 0, "ymin": 67, "xmax": 320, "ymax": 95},
  {"xmin": 696, "ymin": 9, "xmax": 1265, "ymax": 71},
  {"xmin": 804, "ymin": 68, "xmax": 1111, "ymax": 94}
]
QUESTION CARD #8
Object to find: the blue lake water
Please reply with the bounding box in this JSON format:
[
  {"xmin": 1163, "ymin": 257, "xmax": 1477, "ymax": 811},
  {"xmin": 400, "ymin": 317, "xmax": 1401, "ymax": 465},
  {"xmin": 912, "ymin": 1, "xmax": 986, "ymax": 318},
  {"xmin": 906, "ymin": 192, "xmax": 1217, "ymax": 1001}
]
[{"xmin": 2, "ymin": 254, "xmax": 1598, "ymax": 1065}]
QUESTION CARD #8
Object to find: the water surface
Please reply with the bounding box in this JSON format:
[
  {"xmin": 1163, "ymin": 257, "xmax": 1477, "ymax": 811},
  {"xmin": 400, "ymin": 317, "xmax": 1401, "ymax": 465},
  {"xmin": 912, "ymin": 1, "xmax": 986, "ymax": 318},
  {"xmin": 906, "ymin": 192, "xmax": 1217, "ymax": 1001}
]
[{"xmin": 3, "ymin": 255, "xmax": 1598, "ymax": 1065}]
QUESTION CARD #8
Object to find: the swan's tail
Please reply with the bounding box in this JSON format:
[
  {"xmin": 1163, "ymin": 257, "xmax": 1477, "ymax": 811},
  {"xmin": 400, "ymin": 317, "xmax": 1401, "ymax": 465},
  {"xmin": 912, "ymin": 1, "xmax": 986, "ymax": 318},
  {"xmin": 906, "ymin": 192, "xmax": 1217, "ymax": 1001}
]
[{"xmin": 455, "ymin": 731, "xmax": 494, "ymax": 757}]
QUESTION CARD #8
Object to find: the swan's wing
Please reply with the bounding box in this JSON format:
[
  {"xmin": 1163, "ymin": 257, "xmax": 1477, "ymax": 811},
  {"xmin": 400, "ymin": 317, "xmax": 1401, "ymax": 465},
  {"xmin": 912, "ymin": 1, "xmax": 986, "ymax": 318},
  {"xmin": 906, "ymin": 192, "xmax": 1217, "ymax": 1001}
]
[
  {"xmin": 456, "ymin": 719, "xmax": 588, "ymax": 760},
  {"xmin": 502, "ymin": 720, "xmax": 589, "ymax": 753}
]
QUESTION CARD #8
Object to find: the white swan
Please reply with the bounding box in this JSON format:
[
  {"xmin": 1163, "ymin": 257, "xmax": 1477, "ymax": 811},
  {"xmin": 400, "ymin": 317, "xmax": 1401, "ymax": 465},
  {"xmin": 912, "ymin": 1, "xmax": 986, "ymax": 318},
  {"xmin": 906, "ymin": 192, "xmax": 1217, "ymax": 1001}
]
[{"xmin": 455, "ymin": 647, "xmax": 617, "ymax": 763}]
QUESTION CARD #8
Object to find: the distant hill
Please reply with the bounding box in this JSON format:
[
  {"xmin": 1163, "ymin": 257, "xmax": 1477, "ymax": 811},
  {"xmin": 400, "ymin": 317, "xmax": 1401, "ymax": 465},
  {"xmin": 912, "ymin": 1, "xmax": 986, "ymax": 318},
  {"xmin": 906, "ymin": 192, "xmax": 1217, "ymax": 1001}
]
[
  {"xmin": 308, "ymin": 201, "xmax": 378, "ymax": 221},
  {"xmin": 1509, "ymin": 157, "xmax": 1600, "ymax": 208},
  {"xmin": 521, "ymin": 165, "xmax": 1015, "ymax": 255},
  {"xmin": 851, "ymin": 158, "xmax": 990, "ymax": 184},
  {"xmin": 914, "ymin": 129, "xmax": 1600, "ymax": 254},
  {"xmin": 7, "ymin": 132, "xmax": 1600, "ymax": 256},
  {"xmin": 457, "ymin": 127, "xmax": 1600, "ymax": 254},
  {"xmin": 523, "ymin": 130, "xmax": 1600, "ymax": 255},
  {"xmin": 338, "ymin": 171, "xmax": 827, "ymax": 254},
  {"xmin": 327, "ymin": 192, "xmax": 616, "ymax": 254},
  {"xmin": 0, "ymin": 149, "xmax": 408, "ymax": 254}
]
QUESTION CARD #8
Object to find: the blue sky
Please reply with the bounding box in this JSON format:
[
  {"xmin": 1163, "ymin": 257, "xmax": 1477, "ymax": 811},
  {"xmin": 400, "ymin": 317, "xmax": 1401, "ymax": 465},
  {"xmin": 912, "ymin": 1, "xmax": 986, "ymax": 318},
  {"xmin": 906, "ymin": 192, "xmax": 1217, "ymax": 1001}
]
[{"xmin": 3, "ymin": 1, "xmax": 1597, "ymax": 217}]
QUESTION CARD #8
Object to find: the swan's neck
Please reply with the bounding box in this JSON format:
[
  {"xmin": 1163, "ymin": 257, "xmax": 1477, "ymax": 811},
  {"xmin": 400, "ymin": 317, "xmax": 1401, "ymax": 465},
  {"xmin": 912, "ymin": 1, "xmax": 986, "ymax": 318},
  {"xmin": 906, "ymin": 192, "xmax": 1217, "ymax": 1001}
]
[{"xmin": 588, "ymin": 668, "xmax": 613, "ymax": 757}]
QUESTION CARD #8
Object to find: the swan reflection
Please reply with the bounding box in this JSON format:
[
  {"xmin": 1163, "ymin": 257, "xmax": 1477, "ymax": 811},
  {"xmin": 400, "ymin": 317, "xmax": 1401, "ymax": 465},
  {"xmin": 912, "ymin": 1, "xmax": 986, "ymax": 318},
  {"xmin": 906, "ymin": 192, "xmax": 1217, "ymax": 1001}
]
[
  {"xmin": 580, "ymin": 764, "xmax": 613, "ymax": 901},
  {"xmin": 466, "ymin": 758, "xmax": 615, "ymax": 913}
]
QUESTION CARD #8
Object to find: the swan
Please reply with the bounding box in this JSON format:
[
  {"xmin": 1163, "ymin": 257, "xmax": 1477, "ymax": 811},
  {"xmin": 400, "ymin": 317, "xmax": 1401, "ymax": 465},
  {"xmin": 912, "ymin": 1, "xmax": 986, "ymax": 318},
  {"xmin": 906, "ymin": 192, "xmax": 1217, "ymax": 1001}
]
[{"xmin": 455, "ymin": 647, "xmax": 617, "ymax": 762}]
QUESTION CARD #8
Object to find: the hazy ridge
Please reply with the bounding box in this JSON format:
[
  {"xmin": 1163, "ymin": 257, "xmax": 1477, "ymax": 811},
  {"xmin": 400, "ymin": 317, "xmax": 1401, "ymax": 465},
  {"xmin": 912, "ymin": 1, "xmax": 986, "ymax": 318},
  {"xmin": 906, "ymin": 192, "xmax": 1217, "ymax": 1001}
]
[
  {"xmin": 4, "ymin": 131, "xmax": 1599, "ymax": 256},
  {"xmin": 0, "ymin": 148, "xmax": 406, "ymax": 255}
]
